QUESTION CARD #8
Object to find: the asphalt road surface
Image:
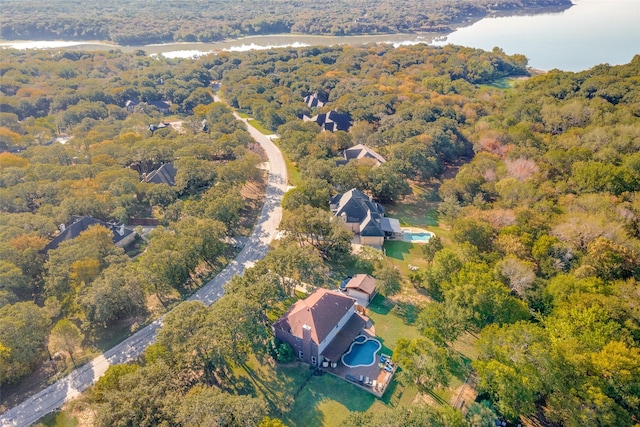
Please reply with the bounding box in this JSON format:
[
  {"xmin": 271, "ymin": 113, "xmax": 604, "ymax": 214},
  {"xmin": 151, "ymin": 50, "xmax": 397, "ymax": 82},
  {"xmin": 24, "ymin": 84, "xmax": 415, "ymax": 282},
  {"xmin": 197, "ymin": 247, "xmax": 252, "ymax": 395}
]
[{"xmin": 0, "ymin": 115, "xmax": 287, "ymax": 427}]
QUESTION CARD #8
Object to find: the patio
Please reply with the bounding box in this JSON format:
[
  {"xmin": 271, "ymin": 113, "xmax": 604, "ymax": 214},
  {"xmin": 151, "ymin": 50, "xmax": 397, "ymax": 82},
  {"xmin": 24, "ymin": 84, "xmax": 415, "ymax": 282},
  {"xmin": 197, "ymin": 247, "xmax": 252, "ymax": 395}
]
[{"xmin": 320, "ymin": 331, "xmax": 397, "ymax": 397}]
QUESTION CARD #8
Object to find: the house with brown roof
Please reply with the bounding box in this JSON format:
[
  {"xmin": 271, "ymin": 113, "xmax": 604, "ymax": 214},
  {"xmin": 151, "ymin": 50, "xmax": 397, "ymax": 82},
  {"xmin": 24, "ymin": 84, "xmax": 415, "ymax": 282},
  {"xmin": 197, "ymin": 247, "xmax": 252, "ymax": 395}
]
[
  {"xmin": 272, "ymin": 288, "xmax": 368, "ymax": 367},
  {"xmin": 344, "ymin": 274, "xmax": 377, "ymax": 307}
]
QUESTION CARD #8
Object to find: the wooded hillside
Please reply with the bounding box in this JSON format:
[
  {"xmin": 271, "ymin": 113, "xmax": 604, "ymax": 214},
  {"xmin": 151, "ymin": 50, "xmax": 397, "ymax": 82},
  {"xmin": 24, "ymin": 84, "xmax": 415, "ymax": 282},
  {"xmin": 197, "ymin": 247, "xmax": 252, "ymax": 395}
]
[
  {"xmin": 0, "ymin": 0, "xmax": 571, "ymax": 45},
  {"xmin": 1, "ymin": 43, "xmax": 639, "ymax": 426}
]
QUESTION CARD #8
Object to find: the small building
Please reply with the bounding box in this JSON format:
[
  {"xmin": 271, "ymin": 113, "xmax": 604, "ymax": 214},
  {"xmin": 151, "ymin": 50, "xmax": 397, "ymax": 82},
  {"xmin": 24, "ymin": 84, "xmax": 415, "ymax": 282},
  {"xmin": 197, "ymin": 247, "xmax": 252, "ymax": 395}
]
[
  {"xmin": 272, "ymin": 288, "xmax": 368, "ymax": 367},
  {"xmin": 344, "ymin": 274, "xmax": 377, "ymax": 307},
  {"xmin": 340, "ymin": 144, "xmax": 386, "ymax": 167},
  {"xmin": 143, "ymin": 162, "xmax": 176, "ymax": 186},
  {"xmin": 330, "ymin": 188, "xmax": 402, "ymax": 247},
  {"xmin": 44, "ymin": 216, "xmax": 135, "ymax": 252}
]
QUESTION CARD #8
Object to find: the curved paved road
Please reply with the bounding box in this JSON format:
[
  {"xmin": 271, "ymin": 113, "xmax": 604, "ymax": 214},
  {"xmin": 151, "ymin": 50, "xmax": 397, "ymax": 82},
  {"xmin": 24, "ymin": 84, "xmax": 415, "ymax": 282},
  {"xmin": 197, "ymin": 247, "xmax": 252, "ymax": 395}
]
[{"xmin": 0, "ymin": 116, "xmax": 287, "ymax": 427}]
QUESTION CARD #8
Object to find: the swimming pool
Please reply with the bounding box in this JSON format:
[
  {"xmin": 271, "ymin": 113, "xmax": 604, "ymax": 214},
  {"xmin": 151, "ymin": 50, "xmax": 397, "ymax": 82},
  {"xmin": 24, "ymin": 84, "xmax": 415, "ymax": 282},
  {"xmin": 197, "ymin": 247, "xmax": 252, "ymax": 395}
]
[
  {"xmin": 402, "ymin": 229, "xmax": 435, "ymax": 243},
  {"xmin": 342, "ymin": 336, "xmax": 381, "ymax": 367}
]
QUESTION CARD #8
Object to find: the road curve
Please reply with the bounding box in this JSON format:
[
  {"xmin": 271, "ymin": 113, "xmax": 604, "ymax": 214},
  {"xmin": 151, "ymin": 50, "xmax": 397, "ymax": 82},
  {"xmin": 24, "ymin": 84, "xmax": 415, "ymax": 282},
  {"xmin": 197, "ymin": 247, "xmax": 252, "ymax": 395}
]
[{"xmin": 0, "ymin": 117, "xmax": 287, "ymax": 427}]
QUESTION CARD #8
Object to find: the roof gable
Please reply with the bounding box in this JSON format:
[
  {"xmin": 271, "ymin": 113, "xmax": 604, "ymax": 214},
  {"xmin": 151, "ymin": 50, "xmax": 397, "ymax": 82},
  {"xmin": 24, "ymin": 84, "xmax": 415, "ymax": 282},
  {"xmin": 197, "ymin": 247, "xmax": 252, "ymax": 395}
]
[
  {"xmin": 144, "ymin": 162, "xmax": 176, "ymax": 186},
  {"xmin": 344, "ymin": 144, "xmax": 386, "ymax": 165},
  {"xmin": 45, "ymin": 216, "xmax": 133, "ymax": 251},
  {"xmin": 346, "ymin": 274, "xmax": 377, "ymax": 295},
  {"xmin": 273, "ymin": 289, "xmax": 356, "ymax": 345},
  {"xmin": 331, "ymin": 188, "xmax": 383, "ymax": 225}
]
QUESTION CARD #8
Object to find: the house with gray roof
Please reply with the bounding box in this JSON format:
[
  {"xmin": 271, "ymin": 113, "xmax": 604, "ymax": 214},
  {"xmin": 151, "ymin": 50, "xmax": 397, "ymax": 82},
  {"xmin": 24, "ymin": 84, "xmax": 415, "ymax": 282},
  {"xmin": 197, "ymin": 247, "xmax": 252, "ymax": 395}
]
[
  {"xmin": 304, "ymin": 93, "xmax": 326, "ymax": 108},
  {"xmin": 330, "ymin": 188, "xmax": 402, "ymax": 247},
  {"xmin": 45, "ymin": 216, "xmax": 135, "ymax": 252},
  {"xmin": 341, "ymin": 144, "xmax": 386, "ymax": 167},
  {"xmin": 143, "ymin": 162, "xmax": 176, "ymax": 186},
  {"xmin": 303, "ymin": 110, "xmax": 352, "ymax": 132}
]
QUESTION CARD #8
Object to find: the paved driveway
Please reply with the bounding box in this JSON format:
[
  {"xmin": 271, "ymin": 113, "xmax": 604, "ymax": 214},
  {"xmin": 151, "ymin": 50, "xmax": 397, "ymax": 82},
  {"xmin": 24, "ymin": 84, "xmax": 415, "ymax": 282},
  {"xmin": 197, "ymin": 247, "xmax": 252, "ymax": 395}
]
[{"xmin": 0, "ymin": 115, "xmax": 287, "ymax": 427}]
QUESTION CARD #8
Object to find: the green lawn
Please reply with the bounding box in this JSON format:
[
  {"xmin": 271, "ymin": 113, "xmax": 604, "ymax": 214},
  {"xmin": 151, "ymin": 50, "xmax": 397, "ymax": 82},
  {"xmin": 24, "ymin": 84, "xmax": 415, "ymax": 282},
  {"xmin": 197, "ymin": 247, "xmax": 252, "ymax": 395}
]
[
  {"xmin": 383, "ymin": 240, "xmax": 431, "ymax": 277},
  {"xmin": 34, "ymin": 411, "xmax": 78, "ymax": 427},
  {"xmin": 384, "ymin": 184, "xmax": 454, "ymax": 244},
  {"xmin": 283, "ymin": 155, "xmax": 303, "ymax": 187},
  {"xmin": 227, "ymin": 293, "xmax": 428, "ymax": 426},
  {"xmin": 385, "ymin": 186, "xmax": 439, "ymax": 228},
  {"xmin": 367, "ymin": 294, "xmax": 423, "ymax": 355},
  {"xmin": 246, "ymin": 118, "xmax": 273, "ymax": 135}
]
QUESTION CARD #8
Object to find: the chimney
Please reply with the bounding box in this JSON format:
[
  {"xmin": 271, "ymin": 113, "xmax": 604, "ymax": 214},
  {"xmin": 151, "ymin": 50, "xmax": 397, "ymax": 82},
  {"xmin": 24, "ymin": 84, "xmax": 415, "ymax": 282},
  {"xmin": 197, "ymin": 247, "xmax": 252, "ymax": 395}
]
[{"xmin": 302, "ymin": 324, "xmax": 312, "ymax": 365}]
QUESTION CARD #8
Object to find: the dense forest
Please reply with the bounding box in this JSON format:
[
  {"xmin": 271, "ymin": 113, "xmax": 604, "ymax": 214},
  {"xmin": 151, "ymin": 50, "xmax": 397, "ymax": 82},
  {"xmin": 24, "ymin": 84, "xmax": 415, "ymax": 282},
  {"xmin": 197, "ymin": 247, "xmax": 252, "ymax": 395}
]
[
  {"xmin": 1, "ymin": 41, "xmax": 640, "ymax": 426},
  {"xmin": 0, "ymin": 48, "xmax": 268, "ymax": 412},
  {"xmin": 0, "ymin": 0, "xmax": 571, "ymax": 45}
]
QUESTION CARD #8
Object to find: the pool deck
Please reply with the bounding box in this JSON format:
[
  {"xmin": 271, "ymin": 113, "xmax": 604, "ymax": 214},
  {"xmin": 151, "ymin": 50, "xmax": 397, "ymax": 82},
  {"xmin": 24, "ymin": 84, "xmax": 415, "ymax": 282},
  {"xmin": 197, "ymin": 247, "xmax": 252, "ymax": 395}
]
[{"xmin": 320, "ymin": 331, "xmax": 397, "ymax": 397}]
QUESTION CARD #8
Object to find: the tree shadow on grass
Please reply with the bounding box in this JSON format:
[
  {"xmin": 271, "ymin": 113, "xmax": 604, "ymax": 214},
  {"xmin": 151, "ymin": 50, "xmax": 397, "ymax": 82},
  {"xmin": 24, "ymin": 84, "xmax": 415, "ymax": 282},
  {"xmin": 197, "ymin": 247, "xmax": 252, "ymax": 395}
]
[
  {"xmin": 235, "ymin": 361, "xmax": 314, "ymax": 418},
  {"xmin": 284, "ymin": 373, "xmax": 377, "ymax": 426},
  {"xmin": 449, "ymin": 353, "xmax": 473, "ymax": 382},
  {"xmin": 367, "ymin": 294, "xmax": 393, "ymax": 316},
  {"xmin": 384, "ymin": 241, "xmax": 413, "ymax": 261},
  {"xmin": 391, "ymin": 301, "xmax": 420, "ymax": 325}
]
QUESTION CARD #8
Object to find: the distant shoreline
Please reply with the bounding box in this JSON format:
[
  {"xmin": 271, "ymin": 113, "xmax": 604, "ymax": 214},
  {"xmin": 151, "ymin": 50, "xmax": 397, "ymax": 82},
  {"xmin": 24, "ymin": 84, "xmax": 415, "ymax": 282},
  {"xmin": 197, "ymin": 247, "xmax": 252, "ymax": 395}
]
[{"xmin": 0, "ymin": 33, "xmax": 443, "ymax": 55}]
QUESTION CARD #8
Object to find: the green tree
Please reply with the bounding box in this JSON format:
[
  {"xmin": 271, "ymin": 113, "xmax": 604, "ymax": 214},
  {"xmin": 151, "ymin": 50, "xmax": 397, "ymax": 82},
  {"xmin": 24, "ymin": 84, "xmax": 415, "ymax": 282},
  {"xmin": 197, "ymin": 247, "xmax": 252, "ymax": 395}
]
[
  {"xmin": 176, "ymin": 385, "xmax": 268, "ymax": 427},
  {"xmin": 80, "ymin": 264, "xmax": 147, "ymax": 327},
  {"xmin": 422, "ymin": 234, "xmax": 443, "ymax": 264},
  {"xmin": 0, "ymin": 301, "xmax": 50, "ymax": 384},
  {"xmin": 48, "ymin": 318, "xmax": 84, "ymax": 367},
  {"xmin": 394, "ymin": 337, "xmax": 458, "ymax": 391},
  {"xmin": 417, "ymin": 301, "xmax": 467, "ymax": 345},
  {"xmin": 373, "ymin": 265, "xmax": 402, "ymax": 297},
  {"xmin": 282, "ymin": 178, "xmax": 331, "ymax": 210},
  {"xmin": 451, "ymin": 218, "xmax": 493, "ymax": 253}
]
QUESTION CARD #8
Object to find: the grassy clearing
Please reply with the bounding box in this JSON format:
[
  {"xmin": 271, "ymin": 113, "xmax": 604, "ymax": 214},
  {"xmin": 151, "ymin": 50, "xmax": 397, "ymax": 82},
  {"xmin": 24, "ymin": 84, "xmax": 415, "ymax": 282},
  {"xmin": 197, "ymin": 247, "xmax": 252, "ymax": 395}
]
[
  {"xmin": 385, "ymin": 185, "xmax": 439, "ymax": 228},
  {"xmin": 367, "ymin": 295, "xmax": 423, "ymax": 354},
  {"xmin": 385, "ymin": 185, "xmax": 453, "ymax": 246},
  {"xmin": 283, "ymin": 156, "xmax": 303, "ymax": 187},
  {"xmin": 34, "ymin": 411, "xmax": 78, "ymax": 427},
  {"xmin": 246, "ymin": 118, "xmax": 273, "ymax": 135}
]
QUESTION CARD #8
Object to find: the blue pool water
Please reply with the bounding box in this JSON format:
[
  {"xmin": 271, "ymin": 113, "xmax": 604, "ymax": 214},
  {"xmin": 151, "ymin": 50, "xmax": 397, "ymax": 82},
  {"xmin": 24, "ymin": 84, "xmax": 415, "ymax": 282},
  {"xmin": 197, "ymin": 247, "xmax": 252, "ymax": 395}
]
[
  {"xmin": 403, "ymin": 230, "xmax": 434, "ymax": 243},
  {"xmin": 342, "ymin": 337, "xmax": 381, "ymax": 367}
]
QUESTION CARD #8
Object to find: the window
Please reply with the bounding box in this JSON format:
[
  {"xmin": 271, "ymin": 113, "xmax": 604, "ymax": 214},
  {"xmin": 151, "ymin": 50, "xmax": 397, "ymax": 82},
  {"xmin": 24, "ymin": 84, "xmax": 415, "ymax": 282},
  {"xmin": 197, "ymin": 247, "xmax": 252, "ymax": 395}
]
[
  {"xmin": 298, "ymin": 350, "xmax": 303, "ymax": 359},
  {"xmin": 311, "ymin": 356, "xmax": 317, "ymax": 365}
]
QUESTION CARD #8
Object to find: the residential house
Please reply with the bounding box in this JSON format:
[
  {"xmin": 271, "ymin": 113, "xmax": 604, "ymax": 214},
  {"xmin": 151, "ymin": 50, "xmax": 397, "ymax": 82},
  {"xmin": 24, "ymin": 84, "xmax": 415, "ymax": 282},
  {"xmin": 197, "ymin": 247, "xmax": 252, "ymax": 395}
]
[
  {"xmin": 142, "ymin": 162, "xmax": 176, "ymax": 186},
  {"xmin": 303, "ymin": 110, "xmax": 352, "ymax": 132},
  {"xmin": 330, "ymin": 188, "xmax": 402, "ymax": 247},
  {"xmin": 273, "ymin": 288, "xmax": 368, "ymax": 367},
  {"xmin": 304, "ymin": 93, "xmax": 325, "ymax": 108},
  {"xmin": 44, "ymin": 216, "xmax": 135, "ymax": 252},
  {"xmin": 339, "ymin": 144, "xmax": 386, "ymax": 167},
  {"xmin": 125, "ymin": 99, "xmax": 139, "ymax": 113},
  {"xmin": 344, "ymin": 274, "xmax": 377, "ymax": 307},
  {"xmin": 147, "ymin": 100, "xmax": 171, "ymax": 114}
]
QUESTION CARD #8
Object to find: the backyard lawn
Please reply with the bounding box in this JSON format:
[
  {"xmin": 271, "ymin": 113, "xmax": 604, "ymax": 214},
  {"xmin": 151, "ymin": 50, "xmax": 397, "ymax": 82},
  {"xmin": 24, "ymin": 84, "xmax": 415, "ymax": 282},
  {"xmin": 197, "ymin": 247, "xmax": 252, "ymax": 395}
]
[{"xmin": 228, "ymin": 293, "xmax": 429, "ymax": 426}]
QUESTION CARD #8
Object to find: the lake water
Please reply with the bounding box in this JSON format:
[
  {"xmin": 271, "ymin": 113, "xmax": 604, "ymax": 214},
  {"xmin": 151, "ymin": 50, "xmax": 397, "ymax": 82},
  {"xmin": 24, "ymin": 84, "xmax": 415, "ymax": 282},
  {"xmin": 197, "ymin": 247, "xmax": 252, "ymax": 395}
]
[
  {"xmin": 1, "ymin": 0, "xmax": 638, "ymax": 72},
  {"xmin": 435, "ymin": 0, "xmax": 640, "ymax": 71},
  {"xmin": 0, "ymin": 33, "xmax": 437, "ymax": 59}
]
